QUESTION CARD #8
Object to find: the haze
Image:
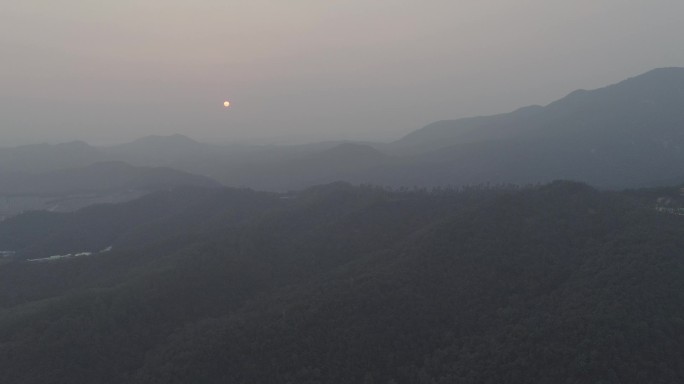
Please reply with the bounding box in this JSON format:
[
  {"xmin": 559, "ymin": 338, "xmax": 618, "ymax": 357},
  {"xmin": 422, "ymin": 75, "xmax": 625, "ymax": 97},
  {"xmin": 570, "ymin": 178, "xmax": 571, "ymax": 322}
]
[{"xmin": 2, "ymin": 1, "xmax": 684, "ymax": 146}]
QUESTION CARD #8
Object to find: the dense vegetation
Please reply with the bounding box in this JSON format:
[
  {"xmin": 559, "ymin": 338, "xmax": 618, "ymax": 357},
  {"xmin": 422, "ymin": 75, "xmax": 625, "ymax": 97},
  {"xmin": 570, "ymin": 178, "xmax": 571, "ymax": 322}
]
[{"xmin": 1, "ymin": 181, "xmax": 684, "ymax": 383}]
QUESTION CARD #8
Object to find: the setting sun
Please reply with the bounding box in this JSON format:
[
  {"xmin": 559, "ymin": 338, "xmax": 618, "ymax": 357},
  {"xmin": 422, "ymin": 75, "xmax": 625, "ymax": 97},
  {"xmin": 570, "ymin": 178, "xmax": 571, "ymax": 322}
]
[{"xmin": 223, "ymin": 101, "xmax": 231, "ymax": 108}]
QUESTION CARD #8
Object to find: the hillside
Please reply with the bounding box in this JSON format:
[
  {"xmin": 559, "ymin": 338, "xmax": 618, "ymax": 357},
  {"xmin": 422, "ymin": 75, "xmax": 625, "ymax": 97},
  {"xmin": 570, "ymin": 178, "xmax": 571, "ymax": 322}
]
[{"xmin": 1, "ymin": 182, "xmax": 684, "ymax": 383}]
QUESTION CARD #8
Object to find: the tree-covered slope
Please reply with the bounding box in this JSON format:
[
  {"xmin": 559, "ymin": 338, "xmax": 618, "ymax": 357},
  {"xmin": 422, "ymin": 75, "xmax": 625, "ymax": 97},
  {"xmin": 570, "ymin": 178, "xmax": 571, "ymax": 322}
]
[{"xmin": 1, "ymin": 182, "xmax": 684, "ymax": 383}]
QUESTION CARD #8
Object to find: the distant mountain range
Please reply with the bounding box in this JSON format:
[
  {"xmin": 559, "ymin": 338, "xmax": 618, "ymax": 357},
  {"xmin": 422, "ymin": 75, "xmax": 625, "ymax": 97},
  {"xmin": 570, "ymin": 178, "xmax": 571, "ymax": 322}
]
[{"xmin": 2, "ymin": 67, "xmax": 684, "ymax": 190}]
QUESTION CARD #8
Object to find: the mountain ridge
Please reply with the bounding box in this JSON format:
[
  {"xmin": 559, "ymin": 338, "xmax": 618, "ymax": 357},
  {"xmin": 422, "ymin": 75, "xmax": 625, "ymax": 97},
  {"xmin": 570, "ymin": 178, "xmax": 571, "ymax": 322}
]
[
  {"xmin": 395, "ymin": 67, "xmax": 684, "ymax": 151},
  {"xmin": 3, "ymin": 68, "xmax": 684, "ymax": 190}
]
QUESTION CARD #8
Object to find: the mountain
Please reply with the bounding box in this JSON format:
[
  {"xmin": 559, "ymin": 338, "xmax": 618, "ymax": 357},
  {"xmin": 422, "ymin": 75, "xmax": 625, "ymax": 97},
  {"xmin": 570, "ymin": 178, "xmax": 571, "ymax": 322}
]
[
  {"xmin": 103, "ymin": 137, "xmax": 391, "ymax": 191},
  {"xmin": 395, "ymin": 67, "xmax": 684, "ymax": 152},
  {"xmin": 0, "ymin": 135, "xmax": 385, "ymax": 191},
  {"xmin": 2, "ymin": 181, "xmax": 684, "ymax": 383},
  {"xmin": 393, "ymin": 104, "xmax": 545, "ymax": 153},
  {"xmin": 0, "ymin": 162, "xmax": 222, "ymax": 220},
  {"xmin": 98, "ymin": 68, "xmax": 684, "ymax": 189},
  {"xmin": 104, "ymin": 134, "xmax": 217, "ymax": 166},
  {"xmin": 0, "ymin": 161, "xmax": 221, "ymax": 196},
  {"xmin": 215, "ymin": 142, "xmax": 389, "ymax": 191},
  {"xmin": 384, "ymin": 68, "xmax": 684, "ymax": 188},
  {"xmin": 0, "ymin": 186, "xmax": 272, "ymax": 260}
]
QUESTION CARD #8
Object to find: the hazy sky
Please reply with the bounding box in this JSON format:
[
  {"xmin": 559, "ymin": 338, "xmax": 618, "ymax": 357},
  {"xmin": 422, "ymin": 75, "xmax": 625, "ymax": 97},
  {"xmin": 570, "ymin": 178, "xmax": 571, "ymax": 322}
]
[{"xmin": 2, "ymin": 1, "xmax": 684, "ymax": 145}]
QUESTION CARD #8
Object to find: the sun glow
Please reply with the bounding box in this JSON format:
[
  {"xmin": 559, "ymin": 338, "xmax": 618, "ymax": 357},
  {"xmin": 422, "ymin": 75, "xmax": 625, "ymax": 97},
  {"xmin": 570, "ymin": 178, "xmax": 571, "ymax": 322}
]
[{"xmin": 223, "ymin": 101, "xmax": 231, "ymax": 108}]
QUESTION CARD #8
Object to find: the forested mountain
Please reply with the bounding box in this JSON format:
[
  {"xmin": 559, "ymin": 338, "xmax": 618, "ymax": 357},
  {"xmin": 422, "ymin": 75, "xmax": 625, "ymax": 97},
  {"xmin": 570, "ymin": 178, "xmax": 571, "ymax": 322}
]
[{"xmin": 2, "ymin": 181, "xmax": 684, "ymax": 383}]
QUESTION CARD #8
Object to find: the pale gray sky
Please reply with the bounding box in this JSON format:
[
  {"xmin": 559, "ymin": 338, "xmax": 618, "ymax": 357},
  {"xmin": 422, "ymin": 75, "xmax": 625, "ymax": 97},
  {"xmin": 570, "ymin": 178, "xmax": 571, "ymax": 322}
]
[{"xmin": 2, "ymin": 1, "xmax": 684, "ymax": 145}]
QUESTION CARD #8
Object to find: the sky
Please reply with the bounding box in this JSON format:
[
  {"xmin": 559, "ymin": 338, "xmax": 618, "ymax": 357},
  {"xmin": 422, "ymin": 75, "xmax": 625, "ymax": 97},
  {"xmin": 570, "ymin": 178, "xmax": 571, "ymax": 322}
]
[{"xmin": 2, "ymin": 0, "xmax": 684, "ymax": 146}]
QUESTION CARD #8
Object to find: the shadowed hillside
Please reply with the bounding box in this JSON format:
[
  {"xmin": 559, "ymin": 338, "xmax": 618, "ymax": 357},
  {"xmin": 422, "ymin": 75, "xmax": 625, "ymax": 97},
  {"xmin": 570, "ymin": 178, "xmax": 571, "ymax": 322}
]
[{"xmin": 1, "ymin": 181, "xmax": 684, "ymax": 383}]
